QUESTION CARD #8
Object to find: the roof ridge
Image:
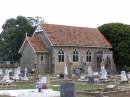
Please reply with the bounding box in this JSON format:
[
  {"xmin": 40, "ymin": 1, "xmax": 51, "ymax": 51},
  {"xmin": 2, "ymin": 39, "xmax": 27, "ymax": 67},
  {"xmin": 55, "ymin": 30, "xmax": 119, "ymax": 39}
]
[{"xmin": 41, "ymin": 23, "xmax": 96, "ymax": 29}]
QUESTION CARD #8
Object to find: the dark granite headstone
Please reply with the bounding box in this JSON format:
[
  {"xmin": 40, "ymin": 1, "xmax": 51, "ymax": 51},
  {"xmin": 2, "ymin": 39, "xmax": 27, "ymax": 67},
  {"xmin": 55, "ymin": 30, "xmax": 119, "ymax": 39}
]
[{"xmin": 61, "ymin": 81, "xmax": 75, "ymax": 97}]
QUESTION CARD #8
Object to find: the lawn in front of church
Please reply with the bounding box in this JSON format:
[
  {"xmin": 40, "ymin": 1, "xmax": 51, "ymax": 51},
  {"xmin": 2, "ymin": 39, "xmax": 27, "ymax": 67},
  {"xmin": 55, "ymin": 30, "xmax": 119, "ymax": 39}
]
[{"xmin": 0, "ymin": 79, "xmax": 101, "ymax": 97}]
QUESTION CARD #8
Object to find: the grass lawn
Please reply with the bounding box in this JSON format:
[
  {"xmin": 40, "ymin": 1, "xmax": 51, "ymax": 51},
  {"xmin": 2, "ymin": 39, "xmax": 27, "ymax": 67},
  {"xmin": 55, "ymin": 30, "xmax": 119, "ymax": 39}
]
[
  {"xmin": 51, "ymin": 81, "xmax": 102, "ymax": 91},
  {"xmin": 0, "ymin": 81, "xmax": 35, "ymax": 90},
  {"xmin": 0, "ymin": 79, "xmax": 101, "ymax": 97}
]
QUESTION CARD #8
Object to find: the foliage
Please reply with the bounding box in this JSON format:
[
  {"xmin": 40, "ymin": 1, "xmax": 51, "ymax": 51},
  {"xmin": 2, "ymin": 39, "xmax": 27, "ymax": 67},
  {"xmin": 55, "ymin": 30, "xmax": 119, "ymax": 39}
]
[
  {"xmin": 0, "ymin": 16, "xmax": 35, "ymax": 62},
  {"xmin": 27, "ymin": 16, "xmax": 44, "ymax": 27},
  {"xmin": 98, "ymin": 23, "xmax": 130, "ymax": 72}
]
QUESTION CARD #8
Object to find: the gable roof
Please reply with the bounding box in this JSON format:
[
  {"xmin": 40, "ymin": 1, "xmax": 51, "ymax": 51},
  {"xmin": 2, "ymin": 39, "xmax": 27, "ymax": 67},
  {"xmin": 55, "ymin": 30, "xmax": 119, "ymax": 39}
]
[
  {"xmin": 40, "ymin": 23, "xmax": 112, "ymax": 48},
  {"xmin": 19, "ymin": 36, "xmax": 48, "ymax": 53},
  {"xmin": 28, "ymin": 37, "xmax": 48, "ymax": 52}
]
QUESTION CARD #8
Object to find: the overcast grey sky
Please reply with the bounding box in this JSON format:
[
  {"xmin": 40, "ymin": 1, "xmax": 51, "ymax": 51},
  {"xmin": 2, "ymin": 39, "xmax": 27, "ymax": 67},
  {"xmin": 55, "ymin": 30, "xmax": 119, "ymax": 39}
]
[{"xmin": 0, "ymin": 0, "xmax": 130, "ymax": 32}]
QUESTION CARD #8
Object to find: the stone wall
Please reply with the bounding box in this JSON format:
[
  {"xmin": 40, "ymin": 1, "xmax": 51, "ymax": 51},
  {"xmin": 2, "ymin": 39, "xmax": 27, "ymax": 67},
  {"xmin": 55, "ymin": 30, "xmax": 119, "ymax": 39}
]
[
  {"xmin": 20, "ymin": 42, "xmax": 35, "ymax": 71},
  {"xmin": 52, "ymin": 46, "xmax": 111, "ymax": 74}
]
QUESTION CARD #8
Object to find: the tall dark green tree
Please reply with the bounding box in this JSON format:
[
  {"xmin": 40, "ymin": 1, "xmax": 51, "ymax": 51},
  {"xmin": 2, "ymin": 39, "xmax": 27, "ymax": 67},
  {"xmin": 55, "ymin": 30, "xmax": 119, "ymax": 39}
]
[
  {"xmin": 0, "ymin": 16, "xmax": 35, "ymax": 62},
  {"xmin": 98, "ymin": 23, "xmax": 130, "ymax": 72}
]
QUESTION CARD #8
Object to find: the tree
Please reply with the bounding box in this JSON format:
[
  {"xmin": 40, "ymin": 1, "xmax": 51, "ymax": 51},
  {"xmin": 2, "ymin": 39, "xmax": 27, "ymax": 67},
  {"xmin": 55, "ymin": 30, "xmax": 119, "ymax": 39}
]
[
  {"xmin": 27, "ymin": 16, "xmax": 44, "ymax": 27},
  {"xmin": 0, "ymin": 16, "xmax": 35, "ymax": 62},
  {"xmin": 98, "ymin": 23, "xmax": 130, "ymax": 72}
]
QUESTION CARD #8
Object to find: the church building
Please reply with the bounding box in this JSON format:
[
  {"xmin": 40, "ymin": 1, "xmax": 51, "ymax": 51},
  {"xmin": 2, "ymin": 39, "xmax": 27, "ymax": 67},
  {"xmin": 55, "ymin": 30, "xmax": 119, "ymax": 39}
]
[{"xmin": 19, "ymin": 23, "xmax": 115, "ymax": 74}]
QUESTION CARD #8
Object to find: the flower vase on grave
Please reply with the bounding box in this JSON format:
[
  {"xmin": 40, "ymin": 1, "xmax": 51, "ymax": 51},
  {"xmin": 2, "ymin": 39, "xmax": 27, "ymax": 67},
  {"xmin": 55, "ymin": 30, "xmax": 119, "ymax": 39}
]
[{"xmin": 36, "ymin": 80, "xmax": 43, "ymax": 92}]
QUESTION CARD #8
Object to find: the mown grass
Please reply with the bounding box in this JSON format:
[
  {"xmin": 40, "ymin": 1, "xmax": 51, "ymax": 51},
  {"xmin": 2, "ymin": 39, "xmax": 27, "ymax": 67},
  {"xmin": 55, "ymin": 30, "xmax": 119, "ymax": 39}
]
[
  {"xmin": 51, "ymin": 81, "xmax": 102, "ymax": 91},
  {"xmin": 0, "ymin": 81, "xmax": 35, "ymax": 90},
  {"xmin": 0, "ymin": 77, "xmax": 101, "ymax": 97}
]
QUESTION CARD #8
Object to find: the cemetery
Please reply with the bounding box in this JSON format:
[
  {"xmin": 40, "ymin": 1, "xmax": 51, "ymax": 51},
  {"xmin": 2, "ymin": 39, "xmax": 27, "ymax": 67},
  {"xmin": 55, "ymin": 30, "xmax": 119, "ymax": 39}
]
[
  {"xmin": 0, "ymin": 22, "xmax": 130, "ymax": 97},
  {"xmin": 0, "ymin": 63, "xmax": 130, "ymax": 97}
]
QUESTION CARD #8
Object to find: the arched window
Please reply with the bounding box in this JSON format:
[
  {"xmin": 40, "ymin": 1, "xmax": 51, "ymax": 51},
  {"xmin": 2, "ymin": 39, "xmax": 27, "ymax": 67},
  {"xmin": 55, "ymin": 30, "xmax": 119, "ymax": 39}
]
[
  {"xmin": 86, "ymin": 51, "xmax": 92, "ymax": 62},
  {"xmin": 58, "ymin": 49, "xmax": 64, "ymax": 62},
  {"xmin": 73, "ymin": 49, "xmax": 79, "ymax": 62}
]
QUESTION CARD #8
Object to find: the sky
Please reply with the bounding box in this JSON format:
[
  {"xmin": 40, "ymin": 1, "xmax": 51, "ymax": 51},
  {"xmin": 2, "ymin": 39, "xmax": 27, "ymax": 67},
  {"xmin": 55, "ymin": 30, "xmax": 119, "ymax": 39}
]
[{"xmin": 0, "ymin": 0, "xmax": 130, "ymax": 32}]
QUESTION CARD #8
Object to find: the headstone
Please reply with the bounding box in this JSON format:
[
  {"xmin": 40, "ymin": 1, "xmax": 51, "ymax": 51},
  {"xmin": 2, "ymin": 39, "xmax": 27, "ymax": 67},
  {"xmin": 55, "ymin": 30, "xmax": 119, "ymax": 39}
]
[
  {"xmin": 17, "ymin": 67, "xmax": 21, "ymax": 75},
  {"xmin": 121, "ymin": 71, "xmax": 128, "ymax": 82},
  {"xmin": 0, "ymin": 69, "xmax": 14, "ymax": 85},
  {"xmin": 60, "ymin": 81, "xmax": 75, "ymax": 97},
  {"xmin": 21, "ymin": 68, "xmax": 29, "ymax": 81},
  {"xmin": 94, "ymin": 72, "xmax": 100, "ymax": 82},
  {"xmin": 100, "ymin": 65, "xmax": 107, "ymax": 80},
  {"xmin": 12, "ymin": 68, "xmax": 19, "ymax": 80},
  {"xmin": 74, "ymin": 68, "xmax": 81, "ymax": 76},
  {"xmin": 40, "ymin": 76, "xmax": 47, "ymax": 84},
  {"xmin": 64, "ymin": 64, "xmax": 68, "ymax": 76},
  {"xmin": 87, "ymin": 65, "xmax": 94, "ymax": 83},
  {"xmin": 3, "ymin": 69, "xmax": 10, "ymax": 80}
]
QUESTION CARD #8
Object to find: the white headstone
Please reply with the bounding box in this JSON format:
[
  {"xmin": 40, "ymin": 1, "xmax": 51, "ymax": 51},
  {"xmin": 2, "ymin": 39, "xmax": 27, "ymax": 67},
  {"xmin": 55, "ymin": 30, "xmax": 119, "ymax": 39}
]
[
  {"xmin": 3, "ymin": 69, "xmax": 10, "ymax": 80},
  {"xmin": 40, "ymin": 76, "xmax": 47, "ymax": 84},
  {"xmin": 12, "ymin": 68, "xmax": 19, "ymax": 80},
  {"xmin": 21, "ymin": 68, "xmax": 29, "ymax": 81},
  {"xmin": 87, "ymin": 65, "xmax": 94, "ymax": 77},
  {"xmin": 17, "ymin": 67, "xmax": 21, "ymax": 75},
  {"xmin": 0, "ymin": 69, "xmax": 14, "ymax": 84},
  {"xmin": 100, "ymin": 65, "xmax": 107, "ymax": 80},
  {"xmin": 64, "ymin": 64, "xmax": 68, "ymax": 75},
  {"xmin": 121, "ymin": 71, "xmax": 128, "ymax": 81}
]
